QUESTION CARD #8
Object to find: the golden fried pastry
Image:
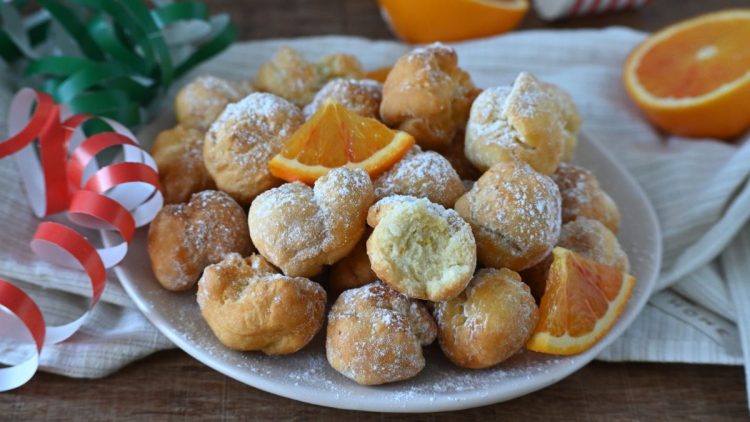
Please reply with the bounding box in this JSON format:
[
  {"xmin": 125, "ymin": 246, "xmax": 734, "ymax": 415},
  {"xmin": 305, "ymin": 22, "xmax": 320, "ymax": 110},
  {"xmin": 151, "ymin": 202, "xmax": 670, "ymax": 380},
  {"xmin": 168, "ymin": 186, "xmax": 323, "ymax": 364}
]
[
  {"xmin": 542, "ymin": 82, "xmax": 581, "ymax": 162},
  {"xmin": 438, "ymin": 130, "xmax": 482, "ymax": 180},
  {"xmin": 197, "ymin": 253, "xmax": 326, "ymax": 354},
  {"xmin": 255, "ymin": 47, "xmax": 320, "ymax": 107},
  {"xmin": 380, "ymin": 43, "xmax": 479, "ymax": 150},
  {"xmin": 366, "ymin": 195, "xmax": 476, "ymax": 301},
  {"xmin": 552, "ymin": 162, "xmax": 620, "ymax": 233},
  {"xmin": 373, "ymin": 146, "xmax": 465, "ymax": 208},
  {"xmin": 435, "ymin": 268, "xmax": 539, "ymax": 369},
  {"xmin": 174, "ymin": 75, "xmax": 255, "ymax": 131},
  {"xmin": 304, "ymin": 78, "xmax": 382, "ymax": 119},
  {"xmin": 521, "ymin": 218, "xmax": 629, "ymax": 301},
  {"xmin": 317, "ymin": 53, "xmax": 366, "ymax": 81},
  {"xmin": 326, "ymin": 282, "xmax": 437, "ymax": 385},
  {"xmin": 248, "ymin": 168, "xmax": 373, "ymax": 277},
  {"xmin": 454, "ymin": 161, "xmax": 561, "ymax": 272},
  {"xmin": 147, "ymin": 191, "xmax": 253, "ymax": 291},
  {"xmin": 203, "ymin": 93, "xmax": 304, "ymax": 205},
  {"xmin": 465, "ymin": 72, "xmax": 565, "ymax": 175},
  {"xmin": 328, "ymin": 231, "xmax": 377, "ymax": 297},
  {"xmin": 151, "ymin": 125, "xmax": 215, "ymax": 204}
]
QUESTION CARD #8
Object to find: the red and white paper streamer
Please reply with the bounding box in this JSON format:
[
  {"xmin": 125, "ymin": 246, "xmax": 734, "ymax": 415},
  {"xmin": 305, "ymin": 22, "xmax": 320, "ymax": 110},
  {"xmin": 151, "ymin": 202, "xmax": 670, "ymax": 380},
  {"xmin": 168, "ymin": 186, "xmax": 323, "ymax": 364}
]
[
  {"xmin": 0, "ymin": 88, "xmax": 162, "ymax": 391},
  {"xmin": 534, "ymin": 0, "xmax": 651, "ymax": 21}
]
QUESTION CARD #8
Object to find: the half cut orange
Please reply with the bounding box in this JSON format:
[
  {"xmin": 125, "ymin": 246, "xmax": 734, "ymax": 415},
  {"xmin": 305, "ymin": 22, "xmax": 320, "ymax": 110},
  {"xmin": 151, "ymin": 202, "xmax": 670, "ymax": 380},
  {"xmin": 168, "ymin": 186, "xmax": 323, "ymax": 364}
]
[{"xmin": 623, "ymin": 9, "xmax": 750, "ymax": 139}]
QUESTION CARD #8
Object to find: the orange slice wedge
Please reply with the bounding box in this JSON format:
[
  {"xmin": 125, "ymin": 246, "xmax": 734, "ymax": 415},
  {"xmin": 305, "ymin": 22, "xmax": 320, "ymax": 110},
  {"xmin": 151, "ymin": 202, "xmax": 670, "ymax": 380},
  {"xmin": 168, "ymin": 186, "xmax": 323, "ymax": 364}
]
[
  {"xmin": 378, "ymin": 0, "xmax": 528, "ymax": 43},
  {"xmin": 527, "ymin": 247, "xmax": 636, "ymax": 355},
  {"xmin": 623, "ymin": 9, "xmax": 750, "ymax": 139},
  {"xmin": 269, "ymin": 100, "xmax": 415, "ymax": 184}
]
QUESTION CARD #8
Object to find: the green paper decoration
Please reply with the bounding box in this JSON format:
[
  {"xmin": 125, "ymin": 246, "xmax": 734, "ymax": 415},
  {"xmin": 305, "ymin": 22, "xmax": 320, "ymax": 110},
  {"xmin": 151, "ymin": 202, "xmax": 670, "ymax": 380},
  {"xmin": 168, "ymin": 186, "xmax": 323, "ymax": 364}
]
[{"xmin": 0, "ymin": 0, "xmax": 236, "ymax": 128}]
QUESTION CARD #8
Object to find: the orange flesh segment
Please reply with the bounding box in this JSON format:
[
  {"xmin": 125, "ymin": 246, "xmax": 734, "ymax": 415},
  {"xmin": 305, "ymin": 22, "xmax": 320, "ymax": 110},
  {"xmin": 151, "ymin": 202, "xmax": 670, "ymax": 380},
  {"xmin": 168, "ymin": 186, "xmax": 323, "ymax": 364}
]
[
  {"xmin": 528, "ymin": 247, "xmax": 636, "ymax": 354},
  {"xmin": 637, "ymin": 20, "xmax": 750, "ymax": 99},
  {"xmin": 270, "ymin": 100, "xmax": 415, "ymax": 184}
]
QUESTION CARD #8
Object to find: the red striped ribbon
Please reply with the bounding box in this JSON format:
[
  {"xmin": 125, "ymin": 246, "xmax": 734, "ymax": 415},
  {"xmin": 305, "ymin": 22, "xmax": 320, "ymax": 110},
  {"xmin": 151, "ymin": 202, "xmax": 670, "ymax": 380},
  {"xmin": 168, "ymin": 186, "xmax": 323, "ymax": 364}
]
[{"xmin": 0, "ymin": 88, "xmax": 162, "ymax": 391}]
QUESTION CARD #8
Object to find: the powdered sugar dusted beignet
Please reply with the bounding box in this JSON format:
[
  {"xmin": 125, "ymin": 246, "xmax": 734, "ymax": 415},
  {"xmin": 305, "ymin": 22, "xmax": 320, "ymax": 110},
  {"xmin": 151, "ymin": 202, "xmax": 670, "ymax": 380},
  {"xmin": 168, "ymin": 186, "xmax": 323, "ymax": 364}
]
[
  {"xmin": 255, "ymin": 47, "xmax": 320, "ymax": 107},
  {"xmin": 435, "ymin": 268, "xmax": 538, "ymax": 369},
  {"xmin": 304, "ymin": 78, "xmax": 382, "ymax": 119},
  {"xmin": 175, "ymin": 75, "xmax": 255, "ymax": 131},
  {"xmin": 248, "ymin": 167, "xmax": 374, "ymax": 278},
  {"xmin": 373, "ymin": 146, "xmax": 465, "ymax": 208},
  {"xmin": 147, "ymin": 190, "xmax": 253, "ymax": 291},
  {"xmin": 552, "ymin": 162, "xmax": 620, "ymax": 233},
  {"xmin": 380, "ymin": 43, "xmax": 479, "ymax": 150},
  {"xmin": 326, "ymin": 282, "xmax": 436, "ymax": 385},
  {"xmin": 366, "ymin": 195, "xmax": 476, "ymax": 301},
  {"xmin": 151, "ymin": 125, "xmax": 215, "ymax": 204},
  {"xmin": 454, "ymin": 161, "xmax": 561, "ymax": 272},
  {"xmin": 465, "ymin": 72, "xmax": 565, "ymax": 175},
  {"xmin": 198, "ymin": 253, "xmax": 326, "ymax": 355},
  {"xmin": 203, "ymin": 93, "xmax": 303, "ymax": 205}
]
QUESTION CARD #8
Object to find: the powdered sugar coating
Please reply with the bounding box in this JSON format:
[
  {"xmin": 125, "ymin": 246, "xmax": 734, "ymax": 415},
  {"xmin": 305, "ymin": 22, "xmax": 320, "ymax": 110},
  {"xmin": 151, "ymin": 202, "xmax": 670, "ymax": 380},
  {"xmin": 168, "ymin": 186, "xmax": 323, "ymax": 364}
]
[
  {"xmin": 380, "ymin": 43, "xmax": 478, "ymax": 150},
  {"xmin": 559, "ymin": 218, "xmax": 629, "ymax": 272},
  {"xmin": 434, "ymin": 268, "xmax": 539, "ymax": 368},
  {"xmin": 147, "ymin": 190, "xmax": 253, "ymax": 291},
  {"xmin": 552, "ymin": 162, "xmax": 621, "ymax": 232},
  {"xmin": 373, "ymin": 146, "xmax": 465, "ymax": 208},
  {"xmin": 465, "ymin": 72, "xmax": 565, "ymax": 175},
  {"xmin": 248, "ymin": 167, "xmax": 373, "ymax": 277},
  {"xmin": 304, "ymin": 78, "xmax": 382, "ymax": 119},
  {"xmin": 326, "ymin": 282, "xmax": 436, "ymax": 385},
  {"xmin": 175, "ymin": 75, "xmax": 255, "ymax": 131},
  {"xmin": 454, "ymin": 161, "xmax": 562, "ymax": 271},
  {"xmin": 203, "ymin": 93, "xmax": 303, "ymax": 205}
]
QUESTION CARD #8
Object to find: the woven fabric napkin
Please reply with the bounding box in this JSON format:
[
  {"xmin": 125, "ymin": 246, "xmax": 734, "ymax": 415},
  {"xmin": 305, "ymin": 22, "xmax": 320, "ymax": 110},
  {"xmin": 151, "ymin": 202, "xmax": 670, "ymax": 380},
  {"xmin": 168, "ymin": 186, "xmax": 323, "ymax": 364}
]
[{"xmin": 1, "ymin": 29, "xmax": 749, "ymax": 399}]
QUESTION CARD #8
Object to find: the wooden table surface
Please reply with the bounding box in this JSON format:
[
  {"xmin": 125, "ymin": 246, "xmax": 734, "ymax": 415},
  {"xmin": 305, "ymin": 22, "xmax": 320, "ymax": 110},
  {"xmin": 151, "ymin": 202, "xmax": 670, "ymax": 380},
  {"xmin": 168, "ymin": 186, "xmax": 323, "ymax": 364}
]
[{"xmin": 3, "ymin": 0, "xmax": 750, "ymax": 420}]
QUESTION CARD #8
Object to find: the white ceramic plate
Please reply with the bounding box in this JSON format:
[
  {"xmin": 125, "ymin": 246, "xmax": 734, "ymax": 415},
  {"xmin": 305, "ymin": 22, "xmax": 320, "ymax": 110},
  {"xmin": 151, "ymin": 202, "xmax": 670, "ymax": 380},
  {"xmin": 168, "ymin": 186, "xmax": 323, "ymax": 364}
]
[{"xmin": 105, "ymin": 127, "xmax": 661, "ymax": 412}]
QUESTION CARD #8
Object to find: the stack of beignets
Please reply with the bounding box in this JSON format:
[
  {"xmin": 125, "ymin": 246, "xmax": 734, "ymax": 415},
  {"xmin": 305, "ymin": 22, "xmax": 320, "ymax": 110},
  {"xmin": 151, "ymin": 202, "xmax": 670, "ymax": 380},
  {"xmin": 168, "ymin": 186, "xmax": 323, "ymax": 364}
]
[{"xmin": 146, "ymin": 42, "xmax": 628, "ymax": 387}]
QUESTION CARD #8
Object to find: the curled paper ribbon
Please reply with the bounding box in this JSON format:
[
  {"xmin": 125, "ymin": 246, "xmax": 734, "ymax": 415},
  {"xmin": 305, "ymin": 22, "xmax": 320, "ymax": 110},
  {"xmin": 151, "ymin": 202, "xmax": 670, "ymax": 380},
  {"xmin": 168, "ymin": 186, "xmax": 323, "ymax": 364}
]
[{"xmin": 0, "ymin": 88, "xmax": 163, "ymax": 391}]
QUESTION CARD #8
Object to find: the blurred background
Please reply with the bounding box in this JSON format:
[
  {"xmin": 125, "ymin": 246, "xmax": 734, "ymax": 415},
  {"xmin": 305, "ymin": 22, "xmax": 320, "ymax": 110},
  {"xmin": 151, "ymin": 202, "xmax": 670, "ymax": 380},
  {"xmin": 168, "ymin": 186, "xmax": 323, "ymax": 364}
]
[{"xmin": 207, "ymin": 0, "xmax": 750, "ymax": 40}]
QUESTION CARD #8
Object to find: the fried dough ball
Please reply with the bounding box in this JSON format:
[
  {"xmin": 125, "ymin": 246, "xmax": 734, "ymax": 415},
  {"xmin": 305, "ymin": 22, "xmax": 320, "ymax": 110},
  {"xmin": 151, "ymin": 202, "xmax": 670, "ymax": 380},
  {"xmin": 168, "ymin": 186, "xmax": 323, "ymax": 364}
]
[
  {"xmin": 380, "ymin": 43, "xmax": 479, "ymax": 150},
  {"xmin": 147, "ymin": 191, "xmax": 253, "ymax": 291},
  {"xmin": 552, "ymin": 163, "xmax": 620, "ymax": 233},
  {"xmin": 151, "ymin": 125, "xmax": 215, "ymax": 204},
  {"xmin": 465, "ymin": 72, "xmax": 565, "ymax": 175},
  {"xmin": 248, "ymin": 168, "xmax": 374, "ymax": 278},
  {"xmin": 255, "ymin": 47, "xmax": 320, "ymax": 107},
  {"xmin": 328, "ymin": 231, "xmax": 377, "ymax": 297},
  {"xmin": 454, "ymin": 161, "xmax": 562, "ymax": 272},
  {"xmin": 317, "ymin": 53, "xmax": 366, "ymax": 81},
  {"xmin": 304, "ymin": 78, "xmax": 382, "ymax": 119},
  {"xmin": 438, "ymin": 130, "xmax": 482, "ymax": 181},
  {"xmin": 197, "ymin": 253, "xmax": 326, "ymax": 355},
  {"xmin": 373, "ymin": 146, "xmax": 465, "ymax": 208},
  {"xmin": 366, "ymin": 195, "xmax": 476, "ymax": 301},
  {"xmin": 542, "ymin": 82, "xmax": 581, "ymax": 162},
  {"xmin": 174, "ymin": 75, "xmax": 255, "ymax": 131},
  {"xmin": 326, "ymin": 282, "xmax": 437, "ymax": 385},
  {"xmin": 521, "ymin": 218, "xmax": 629, "ymax": 300},
  {"xmin": 203, "ymin": 93, "xmax": 303, "ymax": 205},
  {"xmin": 435, "ymin": 268, "xmax": 539, "ymax": 369}
]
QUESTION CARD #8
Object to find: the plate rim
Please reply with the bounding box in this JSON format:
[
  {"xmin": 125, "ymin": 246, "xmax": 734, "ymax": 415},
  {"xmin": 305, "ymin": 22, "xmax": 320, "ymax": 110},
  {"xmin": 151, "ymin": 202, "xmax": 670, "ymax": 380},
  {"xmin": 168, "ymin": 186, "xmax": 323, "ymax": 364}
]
[{"xmin": 108, "ymin": 131, "xmax": 662, "ymax": 413}]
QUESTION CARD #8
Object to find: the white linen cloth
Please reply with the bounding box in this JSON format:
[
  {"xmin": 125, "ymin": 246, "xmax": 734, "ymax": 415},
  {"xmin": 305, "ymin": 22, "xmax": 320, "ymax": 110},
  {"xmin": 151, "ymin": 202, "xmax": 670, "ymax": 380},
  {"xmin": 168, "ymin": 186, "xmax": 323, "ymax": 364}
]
[{"xmin": 1, "ymin": 29, "xmax": 749, "ymax": 398}]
